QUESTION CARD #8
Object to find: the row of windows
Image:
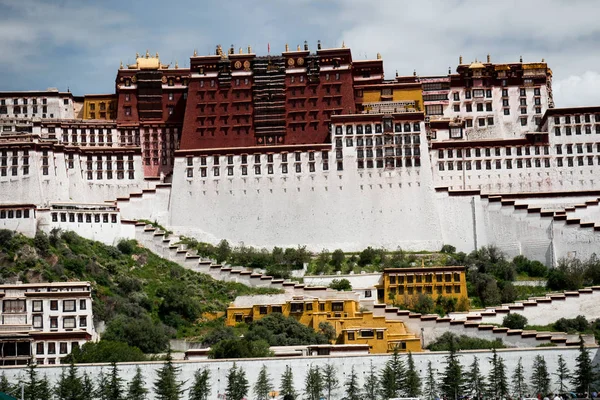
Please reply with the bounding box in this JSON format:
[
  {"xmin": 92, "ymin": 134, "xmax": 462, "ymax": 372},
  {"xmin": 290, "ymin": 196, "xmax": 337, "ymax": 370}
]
[
  {"xmin": 188, "ymin": 152, "xmax": 327, "ymax": 167},
  {"xmin": 32, "ymin": 315, "xmax": 88, "ymax": 330},
  {"xmin": 0, "ymin": 209, "xmax": 31, "ymax": 219},
  {"xmin": 356, "ymin": 147, "xmax": 421, "ymax": 158},
  {"xmin": 390, "ymin": 285, "xmax": 461, "ymax": 295},
  {"xmin": 0, "ymin": 166, "xmax": 29, "ymax": 177},
  {"xmin": 0, "ymin": 98, "xmax": 60, "ymax": 106},
  {"xmin": 347, "ymin": 330, "xmax": 385, "ymax": 341},
  {"xmin": 334, "ymin": 122, "xmax": 421, "ymax": 135},
  {"xmin": 390, "ymin": 273, "xmax": 461, "ymax": 284},
  {"xmin": 437, "ymin": 156, "xmax": 600, "ymax": 170},
  {"xmin": 453, "ymin": 101, "xmax": 542, "ymax": 113},
  {"xmin": 357, "ymin": 157, "xmax": 421, "ymax": 169},
  {"xmin": 2, "ymin": 299, "xmax": 86, "ymax": 313},
  {"xmin": 438, "ymin": 146, "xmax": 550, "ymax": 159},
  {"xmin": 0, "ymin": 105, "xmax": 50, "ymax": 115},
  {"xmin": 35, "ymin": 341, "xmax": 82, "ymax": 357},
  {"xmin": 554, "ymin": 125, "xmax": 600, "ymax": 136},
  {"xmin": 186, "ymin": 161, "xmax": 343, "ymax": 177},
  {"xmin": 336, "ymin": 135, "xmax": 421, "ymax": 148},
  {"xmin": 554, "ymin": 115, "xmax": 600, "ymax": 125},
  {"xmin": 51, "ymin": 212, "xmax": 118, "ymax": 224},
  {"xmin": 61, "ymin": 134, "xmax": 114, "ymax": 145},
  {"xmin": 453, "ymin": 87, "xmax": 541, "ymax": 101}
]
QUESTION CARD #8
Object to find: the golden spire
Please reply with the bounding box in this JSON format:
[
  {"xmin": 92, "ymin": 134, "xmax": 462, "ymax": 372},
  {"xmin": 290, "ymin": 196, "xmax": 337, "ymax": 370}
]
[
  {"xmin": 342, "ymin": 41, "xmax": 346, "ymax": 48},
  {"xmin": 248, "ymin": 45, "xmax": 252, "ymax": 53},
  {"xmin": 156, "ymin": 52, "xmax": 159, "ymax": 59},
  {"xmin": 145, "ymin": 50, "xmax": 150, "ymax": 58},
  {"xmin": 120, "ymin": 60, "xmax": 123, "ymax": 69},
  {"xmin": 459, "ymin": 55, "xmax": 463, "ymax": 64},
  {"xmin": 136, "ymin": 52, "xmax": 140, "ymax": 59},
  {"xmin": 193, "ymin": 49, "xmax": 198, "ymax": 57},
  {"xmin": 239, "ymin": 47, "xmax": 243, "ymax": 54},
  {"xmin": 297, "ymin": 44, "xmax": 301, "ymax": 51},
  {"xmin": 376, "ymin": 52, "xmax": 381, "ymax": 60},
  {"xmin": 285, "ymin": 43, "xmax": 289, "ymax": 52},
  {"xmin": 175, "ymin": 61, "xmax": 179, "ymax": 69},
  {"xmin": 487, "ymin": 54, "xmax": 491, "ymax": 63}
]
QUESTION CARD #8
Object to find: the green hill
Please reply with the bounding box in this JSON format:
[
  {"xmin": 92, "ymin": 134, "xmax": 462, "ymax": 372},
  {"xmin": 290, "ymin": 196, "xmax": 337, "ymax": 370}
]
[{"xmin": 0, "ymin": 229, "xmax": 280, "ymax": 354}]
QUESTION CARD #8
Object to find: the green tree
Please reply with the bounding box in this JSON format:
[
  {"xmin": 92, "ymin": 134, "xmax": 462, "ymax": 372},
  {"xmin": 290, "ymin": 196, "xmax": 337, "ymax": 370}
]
[
  {"xmin": 209, "ymin": 338, "xmax": 272, "ymax": 359},
  {"xmin": 554, "ymin": 354, "xmax": 570, "ymax": 393},
  {"xmin": 0, "ymin": 372, "xmax": 15, "ymax": 394},
  {"xmin": 103, "ymin": 315, "xmax": 170, "ymax": 354},
  {"xmin": 254, "ymin": 365, "xmax": 273, "ymax": 400},
  {"xmin": 96, "ymin": 368, "xmax": 110, "ymax": 400},
  {"xmin": 128, "ymin": 366, "xmax": 149, "ymax": 400},
  {"xmin": 343, "ymin": 367, "xmax": 360, "ymax": 400},
  {"xmin": 81, "ymin": 372, "xmax": 94, "ymax": 399},
  {"xmin": 37, "ymin": 375, "xmax": 52, "ymax": 400},
  {"xmin": 215, "ymin": 239, "xmax": 232, "ymax": 263},
  {"xmin": 423, "ymin": 361, "xmax": 437, "ymax": 400},
  {"xmin": 280, "ymin": 365, "xmax": 296, "ymax": 400},
  {"xmin": 571, "ymin": 338, "xmax": 594, "ymax": 394},
  {"xmin": 330, "ymin": 249, "xmax": 345, "ymax": 270},
  {"xmin": 390, "ymin": 348, "xmax": 406, "ymax": 394},
  {"xmin": 153, "ymin": 349, "xmax": 183, "ymax": 400},
  {"xmin": 23, "ymin": 363, "xmax": 41, "ymax": 400},
  {"xmin": 54, "ymin": 363, "xmax": 85, "ymax": 400},
  {"xmin": 502, "ymin": 313, "xmax": 528, "ymax": 330},
  {"xmin": 379, "ymin": 363, "xmax": 398, "ymax": 400},
  {"xmin": 404, "ymin": 352, "xmax": 421, "ymax": 397},
  {"xmin": 318, "ymin": 322, "xmax": 337, "ymax": 342},
  {"xmin": 33, "ymin": 231, "xmax": 50, "ymax": 257},
  {"xmin": 304, "ymin": 365, "xmax": 323, "ymax": 400},
  {"xmin": 226, "ymin": 363, "xmax": 249, "ymax": 400},
  {"xmin": 107, "ymin": 362, "xmax": 125, "ymax": 400},
  {"xmin": 363, "ymin": 361, "xmax": 378, "ymax": 400},
  {"xmin": 315, "ymin": 250, "xmax": 331, "ymax": 274},
  {"xmin": 487, "ymin": 349, "xmax": 508, "ymax": 399},
  {"xmin": 322, "ymin": 364, "xmax": 339, "ymax": 400},
  {"xmin": 329, "ymin": 279, "xmax": 352, "ymax": 291},
  {"xmin": 464, "ymin": 356, "xmax": 485, "ymax": 399},
  {"xmin": 512, "ymin": 357, "xmax": 528, "ymax": 399},
  {"xmin": 440, "ymin": 339, "xmax": 463, "ymax": 400},
  {"xmin": 65, "ymin": 340, "xmax": 147, "ymax": 364},
  {"xmin": 189, "ymin": 368, "xmax": 210, "ymax": 400},
  {"xmin": 530, "ymin": 355, "xmax": 550, "ymax": 396}
]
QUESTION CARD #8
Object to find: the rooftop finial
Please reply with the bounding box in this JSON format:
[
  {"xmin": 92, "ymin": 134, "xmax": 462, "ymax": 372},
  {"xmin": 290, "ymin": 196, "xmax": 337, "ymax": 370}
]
[
  {"xmin": 542, "ymin": 58, "xmax": 545, "ymax": 62},
  {"xmin": 342, "ymin": 41, "xmax": 346, "ymax": 48},
  {"xmin": 156, "ymin": 52, "xmax": 159, "ymax": 59},
  {"xmin": 297, "ymin": 44, "xmax": 301, "ymax": 51},
  {"xmin": 239, "ymin": 47, "xmax": 243, "ymax": 54},
  {"xmin": 229, "ymin": 44, "xmax": 234, "ymax": 55},
  {"xmin": 145, "ymin": 50, "xmax": 150, "ymax": 58},
  {"xmin": 376, "ymin": 52, "xmax": 381, "ymax": 60},
  {"xmin": 285, "ymin": 43, "xmax": 289, "ymax": 52},
  {"xmin": 248, "ymin": 45, "xmax": 252, "ymax": 53},
  {"xmin": 520, "ymin": 55, "xmax": 523, "ymax": 63},
  {"xmin": 304, "ymin": 40, "xmax": 309, "ymax": 51},
  {"xmin": 487, "ymin": 54, "xmax": 491, "ymax": 63},
  {"xmin": 413, "ymin": 69, "xmax": 416, "ymax": 77},
  {"xmin": 120, "ymin": 60, "xmax": 123, "ymax": 69},
  {"xmin": 395, "ymin": 70, "xmax": 399, "ymax": 77},
  {"xmin": 175, "ymin": 61, "xmax": 179, "ymax": 69},
  {"xmin": 459, "ymin": 55, "xmax": 463, "ymax": 64},
  {"xmin": 449, "ymin": 66, "xmax": 451, "ymax": 74},
  {"xmin": 136, "ymin": 52, "xmax": 140, "ymax": 59},
  {"xmin": 317, "ymin": 40, "xmax": 322, "ymax": 50},
  {"xmin": 193, "ymin": 49, "xmax": 197, "ymax": 57}
]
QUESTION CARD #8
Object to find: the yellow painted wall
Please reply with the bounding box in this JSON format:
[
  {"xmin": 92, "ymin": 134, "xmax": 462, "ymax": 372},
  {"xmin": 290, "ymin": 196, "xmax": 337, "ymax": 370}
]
[
  {"xmin": 83, "ymin": 95, "xmax": 117, "ymax": 120},
  {"xmin": 226, "ymin": 298, "xmax": 422, "ymax": 353},
  {"xmin": 359, "ymin": 87, "xmax": 423, "ymax": 111}
]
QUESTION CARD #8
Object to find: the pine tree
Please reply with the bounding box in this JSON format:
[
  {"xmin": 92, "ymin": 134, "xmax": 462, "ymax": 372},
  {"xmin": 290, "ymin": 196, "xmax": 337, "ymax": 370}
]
[
  {"xmin": 390, "ymin": 348, "xmax": 406, "ymax": 394},
  {"xmin": 96, "ymin": 368, "xmax": 111, "ymax": 400},
  {"xmin": 24, "ymin": 363, "xmax": 41, "ymax": 400},
  {"xmin": 423, "ymin": 361, "xmax": 437, "ymax": 400},
  {"xmin": 0, "ymin": 372, "xmax": 14, "ymax": 394},
  {"xmin": 363, "ymin": 361, "xmax": 378, "ymax": 400},
  {"xmin": 304, "ymin": 365, "xmax": 323, "ymax": 400},
  {"xmin": 280, "ymin": 365, "xmax": 297, "ymax": 400},
  {"xmin": 464, "ymin": 356, "xmax": 485, "ymax": 399},
  {"xmin": 440, "ymin": 338, "xmax": 463, "ymax": 400},
  {"xmin": 379, "ymin": 363, "xmax": 398, "ymax": 400},
  {"xmin": 254, "ymin": 365, "xmax": 273, "ymax": 400},
  {"xmin": 226, "ymin": 363, "xmax": 249, "ymax": 400},
  {"xmin": 322, "ymin": 364, "xmax": 339, "ymax": 400},
  {"xmin": 81, "ymin": 372, "xmax": 95, "ymax": 399},
  {"xmin": 107, "ymin": 361, "xmax": 125, "ymax": 400},
  {"xmin": 189, "ymin": 367, "xmax": 210, "ymax": 400},
  {"xmin": 530, "ymin": 355, "xmax": 551, "ymax": 397},
  {"xmin": 343, "ymin": 367, "xmax": 360, "ymax": 400},
  {"xmin": 128, "ymin": 366, "xmax": 149, "ymax": 400},
  {"xmin": 571, "ymin": 338, "xmax": 594, "ymax": 394},
  {"xmin": 404, "ymin": 352, "xmax": 421, "ymax": 397},
  {"xmin": 487, "ymin": 349, "xmax": 508, "ymax": 399},
  {"xmin": 154, "ymin": 349, "xmax": 184, "ymax": 400},
  {"xmin": 555, "ymin": 355, "xmax": 570, "ymax": 393},
  {"xmin": 512, "ymin": 357, "xmax": 528, "ymax": 399},
  {"xmin": 54, "ymin": 363, "xmax": 85, "ymax": 400},
  {"xmin": 37, "ymin": 375, "xmax": 52, "ymax": 400}
]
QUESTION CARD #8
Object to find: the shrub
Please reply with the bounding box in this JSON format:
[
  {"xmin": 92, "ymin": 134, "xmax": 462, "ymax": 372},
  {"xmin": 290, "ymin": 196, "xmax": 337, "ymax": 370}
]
[
  {"xmin": 502, "ymin": 313, "xmax": 528, "ymax": 330},
  {"xmin": 102, "ymin": 315, "xmax": 171, "ymax": 354},
  {"xmin": 64, "ymin": 340, "xmax": 146, "ymax": 363},
  {"xmin": 329, "ymin": 278, "xmax": 352, "ymax": 291},
  {"xmin": 33, "ymin": 231, "xmax": 50, "ymax": 257},
  {"xmin": 0, "ymin": 229, "xmax": 14, "ymax": 249},
  {"xmin": 117, "ymin": 239, "xmax": 136, "ymax": 255},
  {"xmin": 427, "ymin": 332, "xmax": 504, "ymax": 351},
  {"xmin": 441, "ymin": 244, "xmax": 456, "ymax": 254},
  {"xmin": 553, "ymin": 315, "xmax": 589, "ymax": 333}
]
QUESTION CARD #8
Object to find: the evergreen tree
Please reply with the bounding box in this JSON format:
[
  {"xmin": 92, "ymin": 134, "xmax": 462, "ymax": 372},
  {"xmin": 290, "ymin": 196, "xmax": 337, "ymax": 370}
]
[
  {"xmin": 464, "ymin": 356, "xmax": 485, "ymax": 400},
  {"xmin": 440, "ymin": 338, "xmax": 463, "ymax": 400},
  {"xmin": 37, "ymin": 375, "xmax": 52, "ymax": 400},
  {"xmin": 379, "ymin": 363, "xmax": 398, "ymax": 400},
  {"xmin": 107, "ymin": 362, "xmax": 125, "ymax": 400},
  {"xmin": 571, "ymin": 338, "xmax": 594, "ymax": 394},
  {"xmin": 189, "ymin": 367, "xmax": 210, "ymax": 400},
  {"xmin": 54, "ymin": 363, "xmax": 85, "ymax": 400},
  {"xmin": 343, "ymin": 367, "xmax": 360, "ymax": 400},
  {"xmin": 322, "ymin": 364, "xmax": 339, "ymax": 400},
  {"xmin": 24, "ymin": 363, "xmax": 41, "ymax": 400},
  {"xmin": 404, "ymin": 352, "xmax": 421, "ymax": 397},
  {"xmin": 487, "ymin": 349, "xmax": 508, "ymax": 399},
  {"xmin": 304, "ymin": 365, "xmax": 323, "ymax": 400},
  {"xmin": 423, "ymin": 361, "xmax": 437, "ymax": 400},
  {"xmin": 555, "ymin": 355, "xmax": 570, "ymax": 393},
  {"xmin": 154, "ymin": 349, "xmax": 184, "ymax": 400},
  {"xmin": 530, "ymin": 355, "xmax": 551, "ymax": 397},
  {"xmin": 226, "ymin": 363, "xmax": 249, "ymax": 400},
  {"xmin": 128, "ymin": 366, "xmax": 149, "ymax": 400},
  {"xmin": 254, "ymin": 365, "xmax": 273, "ymax": 400},
  {"xmin": 0, "ymin": 372, "xmax": 15, "ymax": 394},
  {"xmin": 390, "ymin": 348, "xmax": 406, "ymax": 394},
  {"xmin": 96, "ymin": 368, "xmax": 111, "ymax": 400},
  {"xmin": 511, "ymin": 357, "xmax": 528, "ymax": 399},
  {"xmin": 81, "ymin": 372, "xmax": 95, "ymax": 399},
  {"xmin": 280, "ymin": 365, "xmax": 297, "ymax": 400},
  {"xmin": 363, "ymin": 361, "xmax": 379, "ymax": 400}
]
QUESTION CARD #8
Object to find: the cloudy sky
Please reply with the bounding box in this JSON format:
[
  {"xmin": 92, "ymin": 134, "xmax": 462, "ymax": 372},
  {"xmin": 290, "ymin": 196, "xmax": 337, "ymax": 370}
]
[{"xmin": 1, "ymin": 0, "xmax": 599, "ymax": 107}]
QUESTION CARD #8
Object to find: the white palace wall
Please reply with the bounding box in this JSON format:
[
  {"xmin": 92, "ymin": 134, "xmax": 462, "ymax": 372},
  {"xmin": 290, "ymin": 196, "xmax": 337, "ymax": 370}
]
[{"xmin": 1, "ymin": 347, "xmax": 597, "ymax": 400}]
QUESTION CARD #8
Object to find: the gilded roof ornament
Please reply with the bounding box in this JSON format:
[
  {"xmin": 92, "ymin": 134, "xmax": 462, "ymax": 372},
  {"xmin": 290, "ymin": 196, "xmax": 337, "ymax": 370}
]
[
  {"xmin": 342, "ymin": 41, "xmax": 346, "ymax": 48},
  {"xmin": 175, "ymin": 61, "xmax": 179, "ymax": 69},
  {"xmin": 239, "ymin": 47, "xmax": 243, "ymax": 54},
  {"xmin": 120, "ymin": 60, "xmax": 123, "ymax": 69},
  {"xmin": 459, "ymin": 55, "xmax": 463, "ymax": 64},
  {"xmin": 145, "ymin": 50, "xmax": 150, "ymax": 58},
  {"xmin": 156, "ymin": 52, "xmax": 159, "ymax": 59},
  {"xmin": 285, "ymin": 43, "xmax": 289, "ymax": 52},
  {"xmin": 248, "ymin": 45, "xmax": 252, "ymax": 53},
  {"xmin": 376, "ymin": 52, "xmax": 381, "ymax": 60},
  {"xmin": 297, "ymin": 44, "xmax": 301, "ymax": 51},
  {"xmin": 193, "ymin": 49, "xmax": 198, "ymax": 57}
]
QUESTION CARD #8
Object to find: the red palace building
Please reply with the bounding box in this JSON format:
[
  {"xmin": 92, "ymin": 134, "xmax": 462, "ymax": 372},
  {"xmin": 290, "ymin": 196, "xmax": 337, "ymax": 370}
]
[{"xmin": 115, "ymin": 42, "xmax": 396, "ymax": 177}]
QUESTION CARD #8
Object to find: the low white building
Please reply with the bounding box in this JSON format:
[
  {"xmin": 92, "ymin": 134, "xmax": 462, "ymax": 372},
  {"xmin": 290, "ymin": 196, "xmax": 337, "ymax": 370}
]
[{"xmin": 0, "ymin": 281, "xmax": 97, "ymax": 366}]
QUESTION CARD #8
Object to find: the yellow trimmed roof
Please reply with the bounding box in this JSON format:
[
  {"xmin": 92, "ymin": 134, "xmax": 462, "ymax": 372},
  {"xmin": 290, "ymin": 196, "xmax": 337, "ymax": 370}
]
[{"xmin": 468, "ymin": 62, "xmax": 485, "ymax": 69}]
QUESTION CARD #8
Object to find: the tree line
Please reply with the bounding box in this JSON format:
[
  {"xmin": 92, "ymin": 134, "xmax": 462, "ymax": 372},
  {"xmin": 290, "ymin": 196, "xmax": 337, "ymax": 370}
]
[{"xmin": 1, "ymin": 342, "xmax": 597, "ymax": 400}]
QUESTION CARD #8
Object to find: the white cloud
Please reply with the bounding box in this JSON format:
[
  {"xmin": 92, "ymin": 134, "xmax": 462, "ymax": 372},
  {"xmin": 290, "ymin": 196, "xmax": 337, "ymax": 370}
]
[{"xmin": 553, "ymin": 71, "xmax": 600, "ymax": 108}]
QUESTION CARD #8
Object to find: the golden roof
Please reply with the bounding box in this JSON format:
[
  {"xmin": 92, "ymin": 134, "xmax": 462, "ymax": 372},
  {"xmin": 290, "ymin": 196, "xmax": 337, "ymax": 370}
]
[
  {"xmin": 494, "ymin": 64, "xmax": 511, "ymax": 71},
  {"xmin": 468, "ymin": 61, "xmax": 485, "ymax": 69},
  {"xmin": 127, "ymin": 50, "xmax": 170, "ymax": 70},
  {"xmin": 522, "ymin": 63, "xmax": 547, "ymax": 70}
]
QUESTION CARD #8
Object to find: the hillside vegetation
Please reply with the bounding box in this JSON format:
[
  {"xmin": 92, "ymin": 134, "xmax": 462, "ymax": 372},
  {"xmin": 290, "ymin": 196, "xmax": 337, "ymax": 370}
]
[{"xmin": 0, "ymin": 229, "xmax": 280, "ymax": 353}]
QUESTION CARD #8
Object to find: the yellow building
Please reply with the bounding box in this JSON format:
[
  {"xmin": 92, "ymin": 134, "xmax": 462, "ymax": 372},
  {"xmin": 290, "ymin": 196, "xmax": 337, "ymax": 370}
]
[
  {"xmin": 382, "ymin": 266, "xmax": 468, "ymax": 309},
  {"xmin": 355, "ymin": 77, "xmax": 424, "ymax": 113},
  {"xmin": 226, "ymin": 293, "xmax": 421, "ymax": 354},
  {"xmin": 82, "ymin": 94, "xmax": 117, "ymax": 120}
]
